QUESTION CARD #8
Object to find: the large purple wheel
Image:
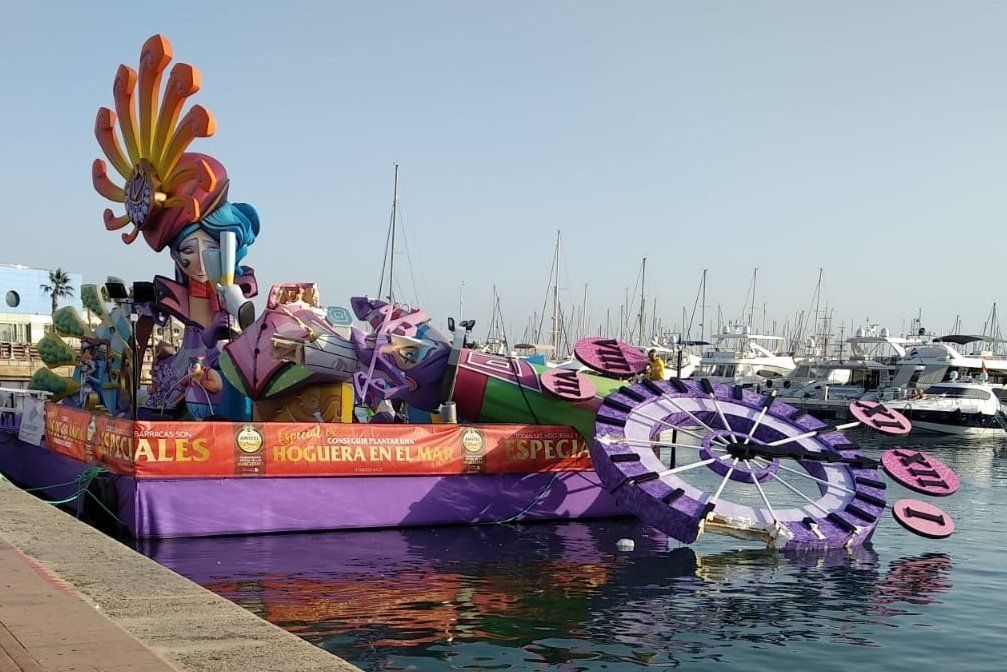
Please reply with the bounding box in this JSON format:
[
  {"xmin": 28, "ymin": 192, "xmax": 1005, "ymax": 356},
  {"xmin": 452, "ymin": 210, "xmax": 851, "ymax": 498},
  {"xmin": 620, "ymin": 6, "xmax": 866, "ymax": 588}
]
[{"xmin": 590, "ymin": 379, "xmax": 886, "ymax": 551}]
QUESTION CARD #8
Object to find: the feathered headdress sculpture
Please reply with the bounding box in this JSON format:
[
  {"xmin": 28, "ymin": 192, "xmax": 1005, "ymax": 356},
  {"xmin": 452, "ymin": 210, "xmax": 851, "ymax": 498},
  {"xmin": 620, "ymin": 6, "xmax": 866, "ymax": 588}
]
[{"xmin": 92, "ymin": 34, "xmax": 229, "ymax": 251}]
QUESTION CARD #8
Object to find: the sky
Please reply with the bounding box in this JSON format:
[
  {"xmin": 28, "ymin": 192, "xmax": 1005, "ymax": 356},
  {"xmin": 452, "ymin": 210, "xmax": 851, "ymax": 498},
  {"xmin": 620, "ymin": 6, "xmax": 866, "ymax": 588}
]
[{"xmin": 2, "ymin": 1, "xmax": 1007, "ymax": 345}]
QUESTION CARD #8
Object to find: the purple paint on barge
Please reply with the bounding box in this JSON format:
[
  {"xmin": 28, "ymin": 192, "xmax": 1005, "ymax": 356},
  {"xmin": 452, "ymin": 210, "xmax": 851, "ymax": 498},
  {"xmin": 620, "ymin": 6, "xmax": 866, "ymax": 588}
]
[{"xmin": 0, "ymin": 438, "xmax": 622, "ymax": 538}]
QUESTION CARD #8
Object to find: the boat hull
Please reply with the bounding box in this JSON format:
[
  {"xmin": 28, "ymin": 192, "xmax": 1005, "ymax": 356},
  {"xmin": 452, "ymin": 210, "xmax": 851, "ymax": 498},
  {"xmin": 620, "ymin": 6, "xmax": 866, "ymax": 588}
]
[
  {"xmin": 0, "ymin": 436, "xmax": 622, "ymax": 538},
  {"xmin": 888, "ymin": 407, "xmax": 1005, "ymax": 436},
  {"xmin": 900, "ymin": 419, "xmax": 1004, "ymax": 437}
]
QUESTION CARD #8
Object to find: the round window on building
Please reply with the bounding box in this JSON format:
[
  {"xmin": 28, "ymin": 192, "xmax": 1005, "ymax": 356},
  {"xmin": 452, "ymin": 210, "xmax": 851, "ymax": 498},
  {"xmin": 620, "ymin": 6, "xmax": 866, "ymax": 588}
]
[{"xmin": 5, "ymin": 291, "xmax": 19, "ymax": 308}]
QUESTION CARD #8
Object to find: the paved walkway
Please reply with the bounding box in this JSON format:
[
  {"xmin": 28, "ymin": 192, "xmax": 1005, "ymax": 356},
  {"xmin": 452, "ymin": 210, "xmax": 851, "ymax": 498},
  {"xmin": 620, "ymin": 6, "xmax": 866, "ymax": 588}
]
[
  {"xmin": 0, "ymin": 477, "xmax": 359, "ymax": 672},
  {"xmin": 0, "ymin": 536, "xmax": 179, "ymax": 671}
]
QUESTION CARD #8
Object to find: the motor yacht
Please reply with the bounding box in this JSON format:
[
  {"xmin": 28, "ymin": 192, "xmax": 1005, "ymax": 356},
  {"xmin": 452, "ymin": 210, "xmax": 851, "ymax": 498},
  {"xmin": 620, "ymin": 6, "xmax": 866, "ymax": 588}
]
[
  {"xmin": 782, "ymin": 326, "xmax": 921, "ymax": 400},
  {"xmin": 878, "ymin": 372, "xmax": 1007, "ymax": 436},
  {"xmin": 693, "ymin": 326, "xmax": 795, "ymax": 387}
]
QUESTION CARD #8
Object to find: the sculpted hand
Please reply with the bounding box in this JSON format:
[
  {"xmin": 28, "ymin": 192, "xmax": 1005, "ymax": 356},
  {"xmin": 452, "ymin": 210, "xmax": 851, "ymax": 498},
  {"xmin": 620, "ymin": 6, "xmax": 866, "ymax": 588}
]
[{"xmin": 201, "ymin": 311, "xmax": 232, "ymax": 347}]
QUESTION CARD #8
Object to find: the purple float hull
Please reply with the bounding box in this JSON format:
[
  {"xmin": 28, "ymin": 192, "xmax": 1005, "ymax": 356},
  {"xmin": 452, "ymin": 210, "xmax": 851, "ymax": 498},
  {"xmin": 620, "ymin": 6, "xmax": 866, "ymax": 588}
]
[{"xmin": 0, "ymin": 438, "xmax": 622, "ymax": 538}]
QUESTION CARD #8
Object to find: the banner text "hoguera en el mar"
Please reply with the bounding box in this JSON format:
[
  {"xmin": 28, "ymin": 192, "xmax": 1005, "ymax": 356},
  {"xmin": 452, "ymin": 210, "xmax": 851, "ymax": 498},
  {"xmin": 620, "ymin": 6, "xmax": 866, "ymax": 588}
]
[{"xmin": 42, "ymin": 403, "xmax": 593, "ymax": 478}]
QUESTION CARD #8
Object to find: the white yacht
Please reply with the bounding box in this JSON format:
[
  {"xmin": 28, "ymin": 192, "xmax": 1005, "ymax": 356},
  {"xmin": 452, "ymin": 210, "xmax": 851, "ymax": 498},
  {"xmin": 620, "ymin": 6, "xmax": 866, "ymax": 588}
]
[
  {"xmin": 898, "ymin": 335, "xmax": 1007, "ymax": 398},
  {"xmin": 879, "ymin": 373, "xmax": 1007, "ymax": 436},
  {"xmin": 693, "ymin": 326, "xmax": 795, "ymax": 387},
  {"xmin": 782, "ymin": 326, "xmax": 921, "ymax": 400}
]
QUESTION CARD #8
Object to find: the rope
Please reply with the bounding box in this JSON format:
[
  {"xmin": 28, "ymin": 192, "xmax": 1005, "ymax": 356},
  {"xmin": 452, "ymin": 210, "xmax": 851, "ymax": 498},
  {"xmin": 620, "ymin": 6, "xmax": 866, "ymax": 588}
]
[
  {"xmin": 508, "ymin": 355, "xmax": 542, "ymax": 425},
  {"xmin": 3, "ymin": 466, "xmax": 125, "ymax": 527},
  {"xmin": 480, "ymin": 471, "xmax": 562, "ymax": 526},
  {"xmin": 24, "ymin": 465, "xmax": 106, "ymax": 497}
]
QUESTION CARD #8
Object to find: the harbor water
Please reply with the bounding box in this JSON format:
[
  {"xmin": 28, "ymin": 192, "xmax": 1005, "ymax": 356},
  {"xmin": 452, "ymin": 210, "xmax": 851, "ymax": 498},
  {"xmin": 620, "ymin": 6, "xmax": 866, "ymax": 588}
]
[{"xmin": 138, "ymin": 431, "xmax": 1007, "ymax": 671}]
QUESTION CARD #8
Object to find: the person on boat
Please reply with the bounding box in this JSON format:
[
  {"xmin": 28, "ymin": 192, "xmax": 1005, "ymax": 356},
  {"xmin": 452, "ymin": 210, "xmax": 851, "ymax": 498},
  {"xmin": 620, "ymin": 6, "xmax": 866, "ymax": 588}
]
[
  {"xmin": 175, "ymin": 355, "xmax": 224, "ymax": 420},
  {"xmin": 146, "ymin": 343, "xmax": 184, "ymax": 417},
  {"xmin": 75, "ymin": 338, "xmax": 110, "ymax": 409},
  {"xmin": 647, "ymin": 349, "xmax": 666, "ymax": 381}
]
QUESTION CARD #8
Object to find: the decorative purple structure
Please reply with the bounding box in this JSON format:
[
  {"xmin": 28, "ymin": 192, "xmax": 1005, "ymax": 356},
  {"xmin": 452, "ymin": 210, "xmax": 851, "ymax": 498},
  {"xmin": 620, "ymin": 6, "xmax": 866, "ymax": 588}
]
[
  {"xmin": 590, "ymin": 379, "xmax": 887, "ymax": 550},
  {"xmin": 589, "ymin": 378, "xmax": 964, "ymax": 550}
]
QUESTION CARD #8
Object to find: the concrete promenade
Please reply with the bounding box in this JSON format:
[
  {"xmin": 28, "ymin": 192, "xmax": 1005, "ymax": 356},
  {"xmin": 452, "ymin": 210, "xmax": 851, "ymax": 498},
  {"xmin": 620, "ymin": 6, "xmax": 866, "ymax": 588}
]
[{"xmin": 0, "ymin": 478, "xmax": 360, "ymax": 672}]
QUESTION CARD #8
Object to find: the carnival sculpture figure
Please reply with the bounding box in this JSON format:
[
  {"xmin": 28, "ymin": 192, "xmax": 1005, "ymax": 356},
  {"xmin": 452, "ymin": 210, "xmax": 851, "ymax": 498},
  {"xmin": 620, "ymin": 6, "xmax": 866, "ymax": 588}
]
[{"xmin": 90, "ymin": 34, "xmax": 259, "ymax": 419}]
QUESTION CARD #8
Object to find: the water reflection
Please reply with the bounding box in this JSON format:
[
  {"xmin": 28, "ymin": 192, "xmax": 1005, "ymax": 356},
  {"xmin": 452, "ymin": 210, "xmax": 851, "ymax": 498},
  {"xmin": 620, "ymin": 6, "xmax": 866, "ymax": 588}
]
[
  {"xmin": 851, "ymin": 428, "xmax": 1005, "ymax": 487},
  {"xmin": 140, "ymin": 522, "xmax": 953, "ymax": 670}
]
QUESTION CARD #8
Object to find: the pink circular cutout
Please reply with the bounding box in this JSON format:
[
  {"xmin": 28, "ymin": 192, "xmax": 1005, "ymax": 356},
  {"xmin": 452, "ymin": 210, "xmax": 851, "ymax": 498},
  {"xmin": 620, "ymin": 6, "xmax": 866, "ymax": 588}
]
[
  {"xmin": 881, "ymin": 448, "xmax": 960, "ymax": 496},
  {"xmin": 573, "ymin": 338, "xmax": 648, "ymax": 377},
  {"xmin": 848, "ymin": 400, "xmax": 912, "ymax": 435},
  {"xmin": 540, "ymin": 368, "xmax": 597, "ymax": 402},
  {"xmin": 892, "ymin": 499, "xmax": 955, "ymax": 539}
]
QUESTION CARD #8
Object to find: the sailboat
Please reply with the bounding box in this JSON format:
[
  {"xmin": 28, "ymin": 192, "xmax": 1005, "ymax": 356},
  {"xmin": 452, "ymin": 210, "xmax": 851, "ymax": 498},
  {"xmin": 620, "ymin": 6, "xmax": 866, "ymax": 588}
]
[
  {"xmin": 693, "ymin": 269, "xmax": 795, "ymax": 386},
  {"xmin": 516, "ymin": 230, "xmax": 565, "ymax": 365},
  {"xmin": 476, "ymin": 286, "xmax": 509, "ymax": 355}
]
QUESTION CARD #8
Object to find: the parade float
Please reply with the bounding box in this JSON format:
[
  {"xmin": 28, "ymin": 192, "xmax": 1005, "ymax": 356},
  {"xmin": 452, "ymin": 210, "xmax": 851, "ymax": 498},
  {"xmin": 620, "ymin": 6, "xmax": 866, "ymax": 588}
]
[{"xmin": 0, "ymin": 36, "xmax": 961, "ymax": 551}]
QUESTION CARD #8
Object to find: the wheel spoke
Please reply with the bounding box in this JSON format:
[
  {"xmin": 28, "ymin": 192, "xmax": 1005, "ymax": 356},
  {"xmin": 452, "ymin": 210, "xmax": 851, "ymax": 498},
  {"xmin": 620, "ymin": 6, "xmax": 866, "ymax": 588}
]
[
  {"xmin": 750, "ymin": 457, "xmax": 857, "ymax": 496},
  {"xmin": 764, "ymin": 421, "xmax": 859, "ymax": 447},
  {"xmin": 656, "ymin": 394, "xmax": 728, "ymax": 442},
  {"xmin": 757, "ymin": 466, "xmax": 831, "ymax": 517},
  {"xmin": 705, "ymin": 394, "xmax": 737, "ymax": 442},
  {"xmin": 744, "ymin": 459, "xmax": 781, "ymax": 524},
  {"xmin": 707, "ymin": 458, "xmax": 739, "ymax": 508},
  {"xmin": 602, "ymin": 436, "xmax": 714, "ymax": 452},
  {"xmin": 618, "ymin": 406, "xmax": 731, "ymax": 446},
  {"xmin": 657, "ymin": 455, "xmax": 725, "ymax": 477},
  {"xmin": 742, "ymin": 405, "xmax": 770, "ymax": 444}
]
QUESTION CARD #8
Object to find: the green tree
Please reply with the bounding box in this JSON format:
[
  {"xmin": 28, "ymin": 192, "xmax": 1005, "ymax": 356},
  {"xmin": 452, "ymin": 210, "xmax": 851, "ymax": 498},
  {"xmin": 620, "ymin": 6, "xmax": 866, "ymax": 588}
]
[{"xmin": 40, "ymin": 268, "xmax": 75, "ymax": 314}]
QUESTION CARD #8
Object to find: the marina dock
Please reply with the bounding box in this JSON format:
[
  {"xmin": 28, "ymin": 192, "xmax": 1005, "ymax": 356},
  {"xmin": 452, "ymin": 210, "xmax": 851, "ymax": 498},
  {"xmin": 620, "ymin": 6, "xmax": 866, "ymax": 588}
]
[
  {"xmin": 0, "ymin": 478, "xmax": 359, "ymax": 672},
  {"xmin": 775, "ymin": 396, "xmax": 856, "ymax": 420}
]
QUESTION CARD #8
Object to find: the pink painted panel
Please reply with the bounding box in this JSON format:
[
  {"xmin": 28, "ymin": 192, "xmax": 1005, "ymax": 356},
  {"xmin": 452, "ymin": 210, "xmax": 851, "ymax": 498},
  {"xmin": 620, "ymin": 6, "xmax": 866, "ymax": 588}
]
[
  {"xmin": 540, "ymin": 369, "xmax": 597, "ymax": 402},
  {"xmin": 849, "ymin": 400, "xmax": 912, "ymax": 435},
  {"xmin": 881, "ymin": 448, "xmax": 960, "ymax": 496},
  {"xmin": 573, "ymin": 338, "xmax": 648, "ymax": 377},
  {"xmin": 892, "ymin": 499, "xmax": 955, "ymax": 539}
]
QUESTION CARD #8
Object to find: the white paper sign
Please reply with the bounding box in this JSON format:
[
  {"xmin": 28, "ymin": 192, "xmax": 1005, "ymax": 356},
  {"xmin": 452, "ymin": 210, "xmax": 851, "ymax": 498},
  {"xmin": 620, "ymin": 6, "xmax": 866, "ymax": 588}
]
[{"xmin": 17, "ymin": 397, "xmax": 46, "ymax": 446}]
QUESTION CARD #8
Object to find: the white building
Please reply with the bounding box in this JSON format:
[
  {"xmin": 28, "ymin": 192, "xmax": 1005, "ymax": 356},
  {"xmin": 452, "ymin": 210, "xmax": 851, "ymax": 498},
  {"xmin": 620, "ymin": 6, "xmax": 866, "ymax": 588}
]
[{"xmin": 0, "ymin": 264, "xmax": 84, "ymax": 345}]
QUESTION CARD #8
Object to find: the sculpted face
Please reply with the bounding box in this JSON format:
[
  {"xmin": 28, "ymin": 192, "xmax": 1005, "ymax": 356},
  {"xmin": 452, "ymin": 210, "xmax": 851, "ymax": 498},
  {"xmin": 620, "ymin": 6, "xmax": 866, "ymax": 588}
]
[{"xmin": 175, "ymin": 229, "xmax": 218, "ymax": 284}]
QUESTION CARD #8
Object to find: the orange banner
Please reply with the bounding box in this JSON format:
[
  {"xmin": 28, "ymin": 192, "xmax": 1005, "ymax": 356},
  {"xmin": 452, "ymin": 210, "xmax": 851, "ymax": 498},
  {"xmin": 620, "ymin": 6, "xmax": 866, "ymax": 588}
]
[
  {"xmin": 42, "ymin": 403, "xmax": 593, "ymax": 479},
  {"xmin": 44, "ymin": 404, "xmax": 136, "ymax": 473}
]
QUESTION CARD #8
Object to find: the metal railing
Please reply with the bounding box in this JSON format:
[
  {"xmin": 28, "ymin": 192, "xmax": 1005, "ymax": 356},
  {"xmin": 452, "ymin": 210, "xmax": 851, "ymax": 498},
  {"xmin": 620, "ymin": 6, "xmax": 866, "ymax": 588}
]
[{"xmin": 0, "ymin": 341, "xmax": 40, "ymax": 361}]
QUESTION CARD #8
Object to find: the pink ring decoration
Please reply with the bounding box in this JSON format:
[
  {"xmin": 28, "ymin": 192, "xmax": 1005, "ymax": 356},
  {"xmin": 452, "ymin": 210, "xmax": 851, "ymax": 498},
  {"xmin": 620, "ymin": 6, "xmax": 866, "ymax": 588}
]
[
  {"xmin": 848, "ymin": 400, "xmax": 912, "ymax": 435},
  {"xmin": 892, "ymin": 499, "xmax": 955, "ymax": 539},
  {"xmin": 540, "ymin": 368, "xmax": 597, "ymax": 402},
  {"xmin": 881, "ymin": 448, "xmax": 960, "ymax": 497},
  {"xmin": 573, "ymin": 337, "xmax": 648, "ymax": 378}
]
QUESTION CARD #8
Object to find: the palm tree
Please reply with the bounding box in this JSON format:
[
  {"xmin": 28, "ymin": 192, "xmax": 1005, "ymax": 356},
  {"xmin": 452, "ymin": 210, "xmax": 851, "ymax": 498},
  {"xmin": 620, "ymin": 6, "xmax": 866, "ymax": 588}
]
[{"xmin": 40, "ymin": 268, "xmax": 75, "ymax": 314}]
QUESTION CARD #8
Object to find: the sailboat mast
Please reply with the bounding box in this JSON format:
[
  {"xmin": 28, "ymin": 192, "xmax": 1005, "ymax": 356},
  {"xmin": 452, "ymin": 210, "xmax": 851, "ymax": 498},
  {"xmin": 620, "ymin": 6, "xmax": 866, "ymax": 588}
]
[
  {"xmin": 748, "ymin": 268, "xmax": 758, "ymax": 327},
  {"xmin": 812, "ymin": 267, "xmax": 823, "ymax": 351},
  {"xmin": 638, "ymin": 257, "xmax": 647, "ymax": 344},
  {"xmin": 651, "ymin": 298, "xmax": 658, "ymax": 343},
  {"xmin": 701, "ymin": 269, "xmax": 707, "ymax": 343},
  {"xmin": 488, "ymin": 285, "xmax": 499, "ymax": 341},
  {"xmin": 388, "ymin": 163, "xmax": 400, "ymax": 304},
  {"xmin": 551, "ymin": 230, "xmax": 561, "ymax": 350},
  {"xmin": 580, "ymin": 284, "xmax": 588, "ymax": 343}
]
